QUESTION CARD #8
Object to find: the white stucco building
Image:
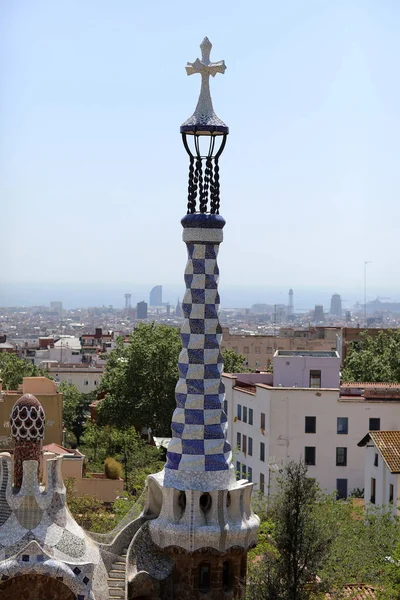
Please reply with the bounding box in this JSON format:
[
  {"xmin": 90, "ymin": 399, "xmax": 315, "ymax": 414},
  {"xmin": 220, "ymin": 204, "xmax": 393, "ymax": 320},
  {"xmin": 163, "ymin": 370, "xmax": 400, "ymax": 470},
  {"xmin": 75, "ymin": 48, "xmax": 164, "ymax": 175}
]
[
  {"xmin": 47, "ymin": 364, "xmax": 104, "ymax": 393},
  {"xmin": 358, "ymin": 431, "xmax": 400, "ymax": 515},
  {"xmin": 224, "ymin": 350, "xmax": 400, "ymax": 499}
]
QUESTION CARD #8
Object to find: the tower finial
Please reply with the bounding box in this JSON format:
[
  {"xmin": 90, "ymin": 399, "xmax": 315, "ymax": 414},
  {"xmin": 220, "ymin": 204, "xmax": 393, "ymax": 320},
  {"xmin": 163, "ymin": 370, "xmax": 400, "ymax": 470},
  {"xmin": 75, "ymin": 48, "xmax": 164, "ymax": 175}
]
[{"xmin": 181, "ymin": 37, "xmax": 228, "ymax": 136}]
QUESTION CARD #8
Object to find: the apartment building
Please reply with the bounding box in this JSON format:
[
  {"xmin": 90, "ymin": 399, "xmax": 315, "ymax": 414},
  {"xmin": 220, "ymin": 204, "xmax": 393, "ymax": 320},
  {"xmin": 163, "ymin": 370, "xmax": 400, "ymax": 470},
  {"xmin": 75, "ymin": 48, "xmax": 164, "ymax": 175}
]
[
  {"xmin": 223, "ymin": 351, "xmax": 400, "ymax": 499},
  {"xmin": 46, "ymin": 364, "xmax": 104, "ymax": 393}
]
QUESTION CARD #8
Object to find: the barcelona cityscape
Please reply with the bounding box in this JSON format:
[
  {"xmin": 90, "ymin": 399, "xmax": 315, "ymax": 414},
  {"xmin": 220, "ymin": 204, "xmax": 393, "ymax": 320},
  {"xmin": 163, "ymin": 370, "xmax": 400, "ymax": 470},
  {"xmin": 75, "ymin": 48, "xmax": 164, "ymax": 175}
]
[{"xmin": 1, "ymin": 1, "xmax": 400, "ymax": 599}]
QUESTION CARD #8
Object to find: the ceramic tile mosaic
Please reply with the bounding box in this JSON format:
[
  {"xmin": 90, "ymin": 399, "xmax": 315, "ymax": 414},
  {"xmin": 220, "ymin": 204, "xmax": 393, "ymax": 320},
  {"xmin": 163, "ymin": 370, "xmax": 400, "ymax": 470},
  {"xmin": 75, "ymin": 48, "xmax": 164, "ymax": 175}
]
[
  {"xmin": 0, "ymin": 396, "xmax": 109, "ymax": 599},
  {"xmin": 165, "ymin": 214, "xmax": 237, "ymax": 492}
]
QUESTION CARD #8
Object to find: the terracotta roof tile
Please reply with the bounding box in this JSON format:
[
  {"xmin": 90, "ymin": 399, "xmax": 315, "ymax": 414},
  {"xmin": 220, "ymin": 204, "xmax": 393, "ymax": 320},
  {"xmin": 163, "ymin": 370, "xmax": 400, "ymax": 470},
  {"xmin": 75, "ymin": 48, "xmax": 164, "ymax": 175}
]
[
  {"xmin": 369, "ymin": 431, "xmax": 400, "ymax": 473},
  {"xmin": 325, "ymin": 584, "xmax": 376, "ymax": 599},
  {"xmin": 343, "ymin": 382, "xmax": 400, "ymax": 388}
]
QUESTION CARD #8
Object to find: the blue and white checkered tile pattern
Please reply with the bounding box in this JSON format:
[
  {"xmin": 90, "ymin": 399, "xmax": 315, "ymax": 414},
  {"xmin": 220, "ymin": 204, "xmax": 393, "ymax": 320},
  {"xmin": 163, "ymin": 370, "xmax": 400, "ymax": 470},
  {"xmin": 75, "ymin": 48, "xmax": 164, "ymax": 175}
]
[{"xmin": 166, "ymin": 241, "xmax": 232, "ymax": 474}]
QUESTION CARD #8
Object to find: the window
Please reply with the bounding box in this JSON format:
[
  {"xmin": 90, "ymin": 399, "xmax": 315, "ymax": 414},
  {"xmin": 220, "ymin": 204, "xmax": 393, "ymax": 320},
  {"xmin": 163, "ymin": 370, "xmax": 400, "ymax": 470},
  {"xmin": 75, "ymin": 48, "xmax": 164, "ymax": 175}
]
[
  {"xmin": 390, "ymin": 484, "xmax": 394, "ymax": 503},
  {"xmin": 249, "ymin": 408, "xmax": 253, "ymax": 425},
  {"xmin": 244, "ymin": 346, "xmax": 249, "ymax": 354},
  {"xmin": 336, "ymin": 478, "xmax": 348, "ymax": 500},
  {"xmin": 222, "ymin": 560, "xmax": 233, "ymax": 592},
  {"xmin": 336, "ymin": 447, "xmax": 347, "ymax": 467},
  {"xmin": 337, "ymin": 417, "xmax": 348, "ymax": 434},
  {"xmin": 371, "ymin": 478, "xmax": 376, "ymax": 504},
  {"xmin": 374, "ymin": 453, "xmax": 378, "ymax": 467},
  {"xmin": 305, "ymin": 416, "xmax": 316, "ymax": 434},
  {"xmin": 236, "ymin": 432, "xmax": 241, "ymax": 450},
  {"xmin": 261, "ymin": 412, "xmax": 266, "ymax": 430},
  {"xmin": 223, "ymin": 400, "xmax": 228, "ymax": 416},
  {"xmin": 248, "ymin": 466, "xmax": 253, "ymax": 482},
  {"xmin": 369, "ymin": 418, "xmax": 380, "ymax": 431},
  {"xmin": 232, "ymin": 347, "xmax": 238, "ymax": 353},
  {"xmin": 237, "ymin": 404, "xmax": 242, "ymax": 420},
  {"xmin": 260, "ymin": 442, "xmax": 265, "ymax": 462},
  {"xmin": 260, "ymin": 473, "xmax": 265, "ymax": 495},
  {"xmin": 199, "ymin": 563, "xmax": 211, "ymax": 593},
  {"xmin": 236, "ymin": 462, "xmax": 241, "ymax": 480},
  {"xmin": 248, "ymin": 437, "xmax": 253, "ymax": 456},
  {"xmin": 243, "ymin": 406, "xmax": 248, "ymax": 423},
  {"xmin": 242, "ymin": 435, "xmax": 247, "ymax": 455},
  {"xmin": 255, "ymin": 346, "xmax": 261, "ymax": 354},
  {"xmin": 94, "ymin": 380, "xmax": 98, "ymax": 386},
  {"xmin": 310, "ymin": 370, "xmax": 321, "ymax": 388},
  {"xmin": 242, "ymin": 463, "xmax": 247, "ymax": 479},
  {"xmin": 305, "ymin": 446, "xmax": 316, "ymax": 466},
  {"xmin": 84, "ymin": 379, "xmax": 89, "ymax": 386}
]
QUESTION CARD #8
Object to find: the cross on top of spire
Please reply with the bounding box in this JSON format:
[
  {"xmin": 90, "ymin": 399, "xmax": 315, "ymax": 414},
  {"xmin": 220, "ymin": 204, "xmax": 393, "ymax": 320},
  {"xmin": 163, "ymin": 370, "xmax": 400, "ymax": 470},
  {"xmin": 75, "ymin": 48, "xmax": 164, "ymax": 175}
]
[
  {"xmin": 185, "ymin": 37, "xmax": 226, "ymax": 78},
  {"xmin": 181, "ymin": 37, "xmax": 229, "ymax": 135}
]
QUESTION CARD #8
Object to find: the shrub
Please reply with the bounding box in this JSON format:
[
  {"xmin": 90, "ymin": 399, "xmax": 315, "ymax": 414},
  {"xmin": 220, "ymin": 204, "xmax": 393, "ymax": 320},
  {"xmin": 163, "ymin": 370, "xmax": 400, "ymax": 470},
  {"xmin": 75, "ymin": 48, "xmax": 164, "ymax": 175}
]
[{"xmin": 104, "ymin": 457, "xmax": 123, "ymax": 480}]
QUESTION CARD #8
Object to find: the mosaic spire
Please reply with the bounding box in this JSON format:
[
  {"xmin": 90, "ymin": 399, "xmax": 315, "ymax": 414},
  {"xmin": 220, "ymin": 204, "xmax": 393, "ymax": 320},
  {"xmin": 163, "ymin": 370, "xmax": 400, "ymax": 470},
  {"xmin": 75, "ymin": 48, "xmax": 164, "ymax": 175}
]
[
  {"xmin": 164, "ymin": 214, "xmax": 235, "ymax": 491},
  {"xmin": 149, "ymin": 37, "xmax": 258, "ymax": 565},
  {"xmin": 164, "ymin": 38, "xmax": 235, "ymax": 492}
]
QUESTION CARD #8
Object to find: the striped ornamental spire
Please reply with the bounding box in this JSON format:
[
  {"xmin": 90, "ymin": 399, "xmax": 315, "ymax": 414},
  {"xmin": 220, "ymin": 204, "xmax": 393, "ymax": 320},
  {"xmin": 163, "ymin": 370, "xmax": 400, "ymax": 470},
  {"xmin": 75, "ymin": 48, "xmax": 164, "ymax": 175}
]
[{"xmin": 164, "ymin": 213, "xmax": 236, "ymax": 491}]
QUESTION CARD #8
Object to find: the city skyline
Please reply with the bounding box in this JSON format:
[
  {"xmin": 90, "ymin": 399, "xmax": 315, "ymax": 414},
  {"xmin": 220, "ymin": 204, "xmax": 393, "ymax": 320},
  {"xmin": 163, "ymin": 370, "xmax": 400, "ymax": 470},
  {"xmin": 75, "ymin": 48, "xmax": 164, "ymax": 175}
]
[
  {"xmin": 1, "ymin": 0, "xmax": 400, "ymax": 295},
  {"xmin": 0, "ymin": 281, "xmax": 399, "ymax": 311}
]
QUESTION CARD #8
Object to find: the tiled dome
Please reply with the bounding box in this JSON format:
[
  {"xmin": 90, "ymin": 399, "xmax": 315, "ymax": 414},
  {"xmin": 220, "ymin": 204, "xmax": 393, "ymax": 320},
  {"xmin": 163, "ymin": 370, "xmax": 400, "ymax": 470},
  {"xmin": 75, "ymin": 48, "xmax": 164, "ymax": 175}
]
[{"xmin": 10, "ymin": 393, "xmax": 46, "ymax": 441}]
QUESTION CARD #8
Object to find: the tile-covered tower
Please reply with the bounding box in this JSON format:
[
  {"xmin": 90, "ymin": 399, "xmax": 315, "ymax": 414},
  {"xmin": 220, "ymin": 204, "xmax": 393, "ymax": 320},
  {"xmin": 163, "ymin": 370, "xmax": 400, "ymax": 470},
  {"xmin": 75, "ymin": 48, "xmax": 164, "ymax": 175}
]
[{"xmin": 148, "ymin": 37, "xmax": 259, "ymax": 599}]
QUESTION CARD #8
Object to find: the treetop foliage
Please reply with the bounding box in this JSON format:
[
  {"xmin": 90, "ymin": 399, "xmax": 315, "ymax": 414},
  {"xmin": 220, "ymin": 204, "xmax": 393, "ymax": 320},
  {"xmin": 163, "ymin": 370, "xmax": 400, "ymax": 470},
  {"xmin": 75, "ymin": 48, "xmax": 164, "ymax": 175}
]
[
  {"xmin": 0, "ymin": 352, "xmax": 50, "ymax": 390},
  {"xmin": 99, "ymin": 323, "xmax": 181, "ymax": 435},
  {"xmin": 343, "ymin": 329, "xmax": 400, "ymax": 383},
  {"xmin": 222, "ymin": 348, "xmax": 250, "ymax": 373}
]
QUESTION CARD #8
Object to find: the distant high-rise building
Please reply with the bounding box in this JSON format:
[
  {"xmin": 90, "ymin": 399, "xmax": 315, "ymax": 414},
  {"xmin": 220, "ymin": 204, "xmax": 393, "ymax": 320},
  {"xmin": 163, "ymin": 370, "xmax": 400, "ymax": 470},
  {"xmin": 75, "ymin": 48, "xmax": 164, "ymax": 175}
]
[
  {"xmin": 175, "ymin": 298, "xmax": 182, "ymax": 318},
  {"xmin": 124, "ymin": 293, "xmax": 132, "ymax": 312},
  {"xmin": 50, "ymin": 301, "xmax": 62, "ymax": 314},
  {"xmin": 314, "ymin": 305, "xmax": 324, "ymax": 322},
  {"xmin": 136, "ymin": 301, "xmax": 148, "ymax": 319},
  {"xmin": 149, "ymin": 285, "xmax": 162, "ymax": 306},
  {"xmin": 288, "ymin": 288, "xmax": 294, "ymax": 317},
  {"xmin": 330, "ymin": 294, "xmax": 342, "ymax": 317},
  {"xmin": 166, "ymin": 302, "xmax": 171, "ymax": 316}
]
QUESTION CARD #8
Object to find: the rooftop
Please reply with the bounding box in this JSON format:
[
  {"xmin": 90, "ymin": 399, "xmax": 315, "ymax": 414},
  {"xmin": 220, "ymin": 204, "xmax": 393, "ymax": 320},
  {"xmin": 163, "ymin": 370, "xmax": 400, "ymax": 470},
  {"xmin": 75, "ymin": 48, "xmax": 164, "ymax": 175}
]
[
  {"xmin": 358, "ymin": 431, "xmax": 400, "ymax": 473},
  {"xmin": 276, "ymin": 350, "xmax": 339, "ymax": 358}
]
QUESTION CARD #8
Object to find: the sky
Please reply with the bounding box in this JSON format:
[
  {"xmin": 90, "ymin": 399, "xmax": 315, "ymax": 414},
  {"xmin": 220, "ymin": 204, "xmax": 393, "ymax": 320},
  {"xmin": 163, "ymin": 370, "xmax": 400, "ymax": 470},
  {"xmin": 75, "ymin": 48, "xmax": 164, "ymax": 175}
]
[{"xmin": 1, "ymin": 0, "xmax": 400, "ymax": 307}]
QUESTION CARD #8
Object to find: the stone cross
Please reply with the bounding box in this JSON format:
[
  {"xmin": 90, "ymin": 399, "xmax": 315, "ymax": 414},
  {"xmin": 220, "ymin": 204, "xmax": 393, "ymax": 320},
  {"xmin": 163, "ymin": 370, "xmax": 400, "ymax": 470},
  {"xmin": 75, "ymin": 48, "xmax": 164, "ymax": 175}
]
[{"xmin": 185, "ymin": 37, "xmax": 226, "ymax": 124}]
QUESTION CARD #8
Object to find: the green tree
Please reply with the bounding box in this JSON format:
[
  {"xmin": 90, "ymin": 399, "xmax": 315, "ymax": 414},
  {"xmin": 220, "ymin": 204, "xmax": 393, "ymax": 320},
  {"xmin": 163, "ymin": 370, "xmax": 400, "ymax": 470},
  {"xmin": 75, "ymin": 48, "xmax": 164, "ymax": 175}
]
[
  {"xmin": 343, "ymin": 330, "xmax": 400, "ymax": 383},
  {"xmin": 60, "ymin": 382, "xmax": 93, "ymax": 445},
  {"xmin": 320, "ymin": 503, "xmax": 399, "ymax": 597},
  {"xmin": 80, "ymin": 421, "xmax": 110, "ymax": 465},
  {"xmin": 379, "ymin": 541, "xmax": 400, "ymax": 600},
  {"xmin": 105, "ymin": 426, "xmax": 164, "ymax": 495},
  {"xmin": 248, "ymin": 461, "xmax": 337, "ymax": 600},
  {"xmin": 222, "ymin": 348, "xmax": 249, "ymax": 373},
  {"xmin": 0, "ymin": 353, "xmax": 49, "ymax": 390},
  {"xmin": 99, "ymin": 323, "xmax": 181, "ymax": 434}
]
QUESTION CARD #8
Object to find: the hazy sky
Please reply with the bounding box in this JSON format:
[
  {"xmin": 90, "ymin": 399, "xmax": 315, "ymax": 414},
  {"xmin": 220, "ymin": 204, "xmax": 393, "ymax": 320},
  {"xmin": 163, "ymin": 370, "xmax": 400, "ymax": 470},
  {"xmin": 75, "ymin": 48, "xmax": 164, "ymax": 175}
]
[{"xmin": 1, "ymin": 0, "xmax": 399, "ymax": 301}]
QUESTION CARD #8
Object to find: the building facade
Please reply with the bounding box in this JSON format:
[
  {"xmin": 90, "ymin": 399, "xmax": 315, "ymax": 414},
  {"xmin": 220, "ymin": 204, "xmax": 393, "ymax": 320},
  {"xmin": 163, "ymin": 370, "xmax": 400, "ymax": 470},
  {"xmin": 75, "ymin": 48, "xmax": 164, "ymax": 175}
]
[
  {"xmin": 224, "ymin": 353, "xmax": 400, "ymax": 499},
  {"xmin": 221, "ymin": 326, "xmax": 340, "ymax": 370}
]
